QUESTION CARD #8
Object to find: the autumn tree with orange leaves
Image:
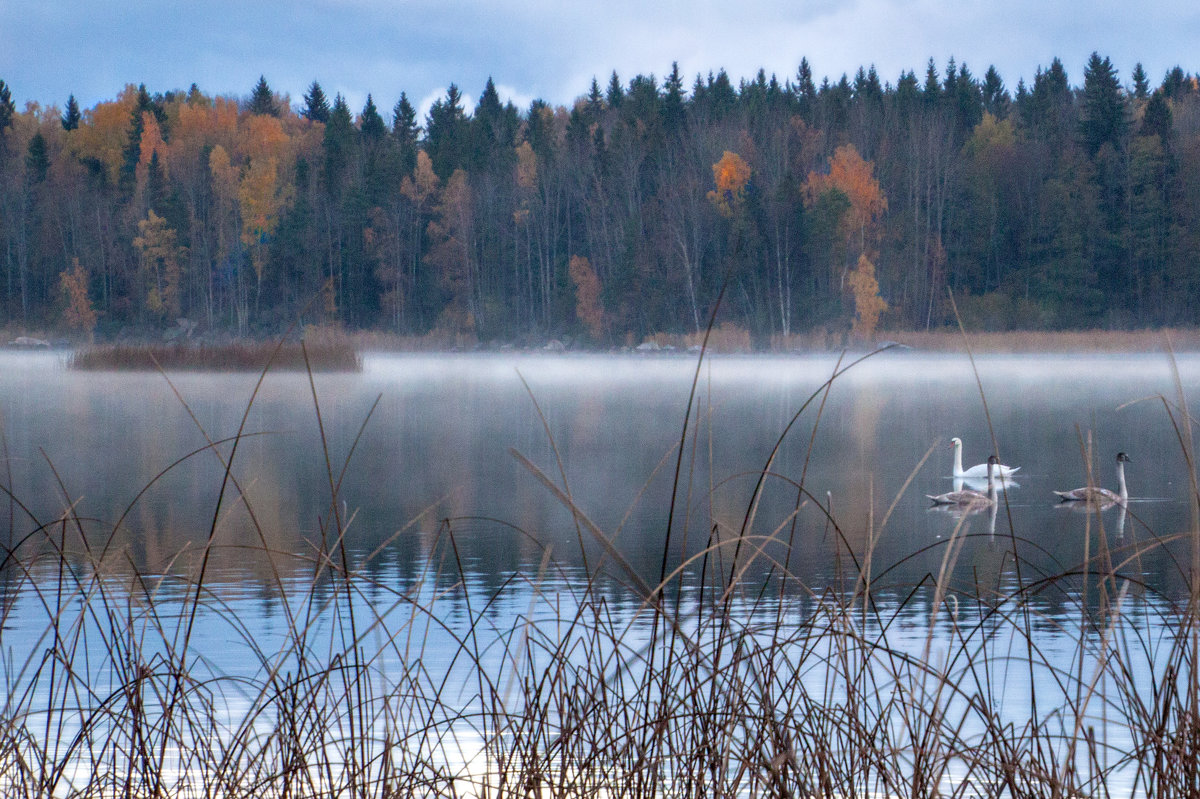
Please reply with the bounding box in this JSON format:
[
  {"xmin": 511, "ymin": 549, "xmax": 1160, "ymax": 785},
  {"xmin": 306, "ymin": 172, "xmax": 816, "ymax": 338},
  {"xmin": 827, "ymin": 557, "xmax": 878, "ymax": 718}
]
[
  {"xmin": 803, "ymin": 144, "xmax": 889, "ymax": 335},
  {"xmin": 59, "ymin": 259, "xmax": 97, "ymax": 343},
  {"xmin": 847, "ymin": 254, "xmax": 888, "ymax": 340},
  {"xmin": 706, "ymin": 150, "xmax": 751, "ymax": 216},
  {"xmin": 569, "ymin": 255, "xmax": 604, "ymax": 340},
  {"xmin": 802, "ymin": 144, "xmax": 887, "ymax": 256}
]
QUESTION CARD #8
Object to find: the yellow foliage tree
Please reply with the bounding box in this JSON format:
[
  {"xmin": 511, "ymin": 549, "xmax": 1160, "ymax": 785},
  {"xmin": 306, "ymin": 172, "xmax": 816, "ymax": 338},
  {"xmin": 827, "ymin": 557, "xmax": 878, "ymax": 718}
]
[
  {"xmin": 59, "ymin": 258, "xmax": 97, "ymax": 343},
  {"xmin": 515, "ymin": 141, "xmax": 537, "ymax": 191},
  {"xmin": 847, "ymin": 254, "xmax": 888, "ymax": 340},
  {"xmin": 402, "ymin": 150, "xmax": 439, "ymax": 205},
  {"xmin": 706, "ymin": 150, "xmax": 751, "ymax": 216},
  {"xmin": 802, "ymin": 144, "xmax": 887, "ymax": 253},
  {"xmin": 425, "ymin": 169, "xmax": 474, "ymax": 333},
  {"xmin": 68, "ymin": 98, "xmax": 135, "ymax": 185},
  {"xmin": 239, "ymin": 155, "xmax": 292, "ymax": 308},
  {"xmin": 133, "ymin": 210, "xmax": 186, "ymax": 318},
  {"xmin": 569, "ymin": 255, "xmax": 604, "ymax": 340},
  {"xmin": 241, "ymin": 114, "xmax": 289, "ymax": 163}
]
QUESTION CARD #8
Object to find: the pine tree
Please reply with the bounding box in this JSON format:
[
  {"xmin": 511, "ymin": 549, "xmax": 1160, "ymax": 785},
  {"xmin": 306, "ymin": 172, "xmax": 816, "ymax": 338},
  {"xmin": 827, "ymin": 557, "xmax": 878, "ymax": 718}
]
[
  {"xmin": 302, "ymin": 81, "xmax": 331, "ymax": 122},
  {"xmin": 61, "ymin": 94, "xmax": 81, "ymax": 131},
  {"xmin": 248, "ymin": 75, "xmax": 278, "ymax": 116}
]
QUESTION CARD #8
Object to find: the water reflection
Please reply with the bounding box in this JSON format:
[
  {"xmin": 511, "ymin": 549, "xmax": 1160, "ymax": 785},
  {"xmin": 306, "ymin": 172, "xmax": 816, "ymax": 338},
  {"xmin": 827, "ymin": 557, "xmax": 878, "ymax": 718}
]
[{"xmin": 0, "ymin": 349, "xmax": 1195, "ymax": 600}]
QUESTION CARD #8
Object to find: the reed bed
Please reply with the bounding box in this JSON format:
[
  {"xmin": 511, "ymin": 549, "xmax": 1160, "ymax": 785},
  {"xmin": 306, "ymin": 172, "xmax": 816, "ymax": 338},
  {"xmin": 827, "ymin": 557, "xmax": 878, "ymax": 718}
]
[
  {"xmin": 3, "ymin": 342, "xmax": 1200, "ymax": 798},
  {"xmin": 68, "ymin": 339, "xmax": 362, "ymax": 372}
]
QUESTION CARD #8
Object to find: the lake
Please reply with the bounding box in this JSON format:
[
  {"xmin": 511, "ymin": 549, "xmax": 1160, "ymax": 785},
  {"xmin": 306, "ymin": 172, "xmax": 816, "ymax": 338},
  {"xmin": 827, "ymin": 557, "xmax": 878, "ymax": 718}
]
[{"xmin": 1, "ymin": 346, "xmax": 1198, "ymax": 796}]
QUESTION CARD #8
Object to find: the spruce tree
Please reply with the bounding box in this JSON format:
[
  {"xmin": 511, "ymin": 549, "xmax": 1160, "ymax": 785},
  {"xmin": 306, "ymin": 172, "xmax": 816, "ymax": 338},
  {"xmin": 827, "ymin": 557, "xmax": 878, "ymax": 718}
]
[
  {"xmin": 525, "ymin": 98, "xmax": 555, "ymax": 157},
  {"xmin": 894, "ymin": 70, "xmax": 919, "ymax": 119},
  {"xmin": 360, "ymin": 94, "xmax": 386, "ymax": 140},
  {"xmin": 391, "ymin": 93, "xmax": 419, "ymax": 174},
  {"xmin": 1131, "ymin": 63, "xmax": 1150, "ymax": 99},
  {"xmin": 922, "ymin": 59, "xmax": 940, "ymax": 105},
  {"xmin": 1161, "ymin": 66, "xmax": 1187, "ymax": 99},
  {"xmin": 795, "ymin": 58, "xmax": 817, "ymax": 116},
  {"xmin": 303, "ymin": 81, "xmax": 331, "ymax": 122},
  {"xmin": 982, "ymin": 66, "xmax": 1009, "ymax": 118},
  {"xmin": 1139, "ymin": 90, "xmax": 1172, "ymax": 147},
  {"xmin": 248, "ymin": 75, "xmax": 278, "ymax": 116},
  {"xmin": 586, "ymin": 78, "xmax": 604, "ymax": 116},
  {"xmin": 61, "ymin": 94, "xmax": 81, "ymax": 131},
  {"xmin": 662, "ymin": 61, "xmax": 686, "ymax": 134},
  {"xmin": 120, "ymin": 84, "xmax": 154, "ymax": 194},
  {"xmin": 323, "ymin": 93, "xmax": 357, "ymax": 192},
  {"xmin": 424, "ymin": 84, "xmax": 469, "ymax": 178},
  {"xmin": 0, "ymin": 79, "xmax": 15, "ymax": 133},
  {"xmin": 1080, "ymin": 52, "xmax": 1128, "ymax": 157},
  {"xmin": 605, "ymin": 71, "xmax": 623, "ymax": 107},
  {"xmin": 25, "ymin": 132, "xmax": 49, "ymax": 183}
]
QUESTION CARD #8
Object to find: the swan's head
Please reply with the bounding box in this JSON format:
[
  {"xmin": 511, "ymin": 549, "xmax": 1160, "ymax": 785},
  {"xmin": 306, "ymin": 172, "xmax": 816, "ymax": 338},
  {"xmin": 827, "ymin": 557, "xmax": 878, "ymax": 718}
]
[
  {"xmin": 987, "ymin": 454, "xmax": 999, "ymax": 464},
  {"xmin": 950, "ymin": 437, "xmax": 962, "ymax": 449},
  {"xmin": 1116, "ymin": 452, "xmax": 1131, "ymax": 463}
]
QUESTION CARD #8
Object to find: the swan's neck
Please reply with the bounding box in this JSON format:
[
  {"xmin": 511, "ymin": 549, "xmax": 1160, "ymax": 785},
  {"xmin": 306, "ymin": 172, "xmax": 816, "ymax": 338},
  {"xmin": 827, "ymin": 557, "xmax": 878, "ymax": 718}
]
[
  {"xmin": 986, "ymin": 463, "xmax": 996, "ymax": 500},
  {"xmin": 1116, "ymin": 461, "xmax": 1128, "ymax": 501},
  {"xmin": 953, "ymin": 443, "xmax": 964, "ymax": 476}
]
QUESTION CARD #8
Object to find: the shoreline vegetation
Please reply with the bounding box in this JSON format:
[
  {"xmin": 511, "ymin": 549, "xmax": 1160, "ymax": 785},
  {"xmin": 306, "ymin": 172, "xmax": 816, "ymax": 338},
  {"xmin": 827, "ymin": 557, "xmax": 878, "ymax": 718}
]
[{"xmin": 16, "ymin": 325, "xmax": 1200, "ymax": 371}]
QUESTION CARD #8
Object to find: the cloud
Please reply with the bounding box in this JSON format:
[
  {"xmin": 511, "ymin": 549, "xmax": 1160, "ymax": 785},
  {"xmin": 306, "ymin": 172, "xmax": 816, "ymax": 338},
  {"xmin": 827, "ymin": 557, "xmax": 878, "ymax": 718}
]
[{"xmin": 3, "ymin": 0, "xmax": 1199, "ymax": 115}]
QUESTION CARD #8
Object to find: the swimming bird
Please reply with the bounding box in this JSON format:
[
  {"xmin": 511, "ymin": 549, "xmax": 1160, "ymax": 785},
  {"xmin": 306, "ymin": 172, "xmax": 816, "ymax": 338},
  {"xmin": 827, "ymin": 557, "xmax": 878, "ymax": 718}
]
[
  {"xmin": 929, "ymin": 455, "xmax": 999, "ymax": 506},
  {"xmin": 1054, "ymin": 452, "xmax": 1131, "ymax": 505},
  {"xmin": 951, "ymin": 437, "xmax": 1019, "ymax": 479}
]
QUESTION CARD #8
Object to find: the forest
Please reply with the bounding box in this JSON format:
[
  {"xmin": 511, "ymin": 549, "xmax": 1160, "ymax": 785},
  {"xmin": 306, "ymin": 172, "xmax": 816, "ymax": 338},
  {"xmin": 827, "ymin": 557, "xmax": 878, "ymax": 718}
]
[{"xmin": 0, "ymin": 54, "xmax": 1197, "ymax": 347}]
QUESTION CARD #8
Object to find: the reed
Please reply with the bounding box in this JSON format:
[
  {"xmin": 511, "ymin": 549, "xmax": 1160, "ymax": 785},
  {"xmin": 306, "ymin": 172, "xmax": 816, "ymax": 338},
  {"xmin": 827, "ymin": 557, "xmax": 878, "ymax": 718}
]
[
  {"xmin": 3, "ymin": 334, "xmax": 1200, "ymax": 798},
  {"xmin": 68, "ymin": 339, "xmax": 362, "ymax": 372}
]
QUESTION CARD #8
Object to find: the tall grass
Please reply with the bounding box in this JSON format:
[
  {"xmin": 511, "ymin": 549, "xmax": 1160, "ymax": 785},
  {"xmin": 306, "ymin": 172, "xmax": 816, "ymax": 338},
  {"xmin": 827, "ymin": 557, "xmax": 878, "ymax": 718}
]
[
  {"xmin": 2, "ymin": 338, "xmax": 1200, "ymax": 798},
  {"xmin": 69, "ymin": 339, "xmax": 361, "ymax": 372}
]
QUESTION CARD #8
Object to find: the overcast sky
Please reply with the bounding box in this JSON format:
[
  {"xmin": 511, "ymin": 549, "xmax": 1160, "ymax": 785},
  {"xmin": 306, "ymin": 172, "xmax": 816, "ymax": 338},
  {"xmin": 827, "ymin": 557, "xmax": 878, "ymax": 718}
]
[{"xmin": 3, "ymin": 0, "xmax": 1198, "ymax": 121}]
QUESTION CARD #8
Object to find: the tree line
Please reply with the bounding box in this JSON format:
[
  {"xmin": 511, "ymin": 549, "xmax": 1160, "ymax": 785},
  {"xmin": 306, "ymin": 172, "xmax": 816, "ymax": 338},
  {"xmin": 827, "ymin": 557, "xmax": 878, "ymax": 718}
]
[{"xmin": 1, "ymin": 54, "xmax": 1198, "ymax": 346}]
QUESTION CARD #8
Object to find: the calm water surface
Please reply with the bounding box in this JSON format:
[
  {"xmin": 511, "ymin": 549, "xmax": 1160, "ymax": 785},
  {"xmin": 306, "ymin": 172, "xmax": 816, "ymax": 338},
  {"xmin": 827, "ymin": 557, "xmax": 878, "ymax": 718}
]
[
  {"xmin": 1, "ymin": 347, "xmax": 1198, "ymax": 791},
  {"xmin": 1, "ymin": 348, "xmax": 1195, "ymax": 587}
]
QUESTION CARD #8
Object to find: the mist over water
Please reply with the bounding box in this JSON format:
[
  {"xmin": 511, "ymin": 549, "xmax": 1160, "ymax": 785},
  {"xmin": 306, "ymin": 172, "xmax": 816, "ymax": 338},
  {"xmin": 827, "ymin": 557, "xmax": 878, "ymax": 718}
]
[{"xmin": 1, "ymin": 348, "xmax": 1197, "ymax": 595}]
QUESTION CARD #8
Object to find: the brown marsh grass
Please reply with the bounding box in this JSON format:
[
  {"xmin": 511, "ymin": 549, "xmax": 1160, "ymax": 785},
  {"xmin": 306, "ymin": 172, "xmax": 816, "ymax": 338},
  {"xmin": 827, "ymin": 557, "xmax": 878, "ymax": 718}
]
[
  {"xmin": 3, "ymin": 333, "xmax": 1200, "ymax": 797},
  {"xmin": 69, "ymin": 339, "xmax": 362, "ymax": 372}
]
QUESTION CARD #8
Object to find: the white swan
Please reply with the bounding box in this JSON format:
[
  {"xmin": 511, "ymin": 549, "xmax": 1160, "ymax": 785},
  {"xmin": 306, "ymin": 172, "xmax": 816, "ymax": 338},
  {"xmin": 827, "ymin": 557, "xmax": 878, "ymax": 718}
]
[
  {"xmin": 1054, "ymin": 452, "xmax": 1131, "ymax": 504},
  {"xmin": 929, "ymin": 455, "xmax": 998, "ymax": 506},
  {"xmin": 951, "ymin": 437, "xmax": 1019, "ymax": 479}
]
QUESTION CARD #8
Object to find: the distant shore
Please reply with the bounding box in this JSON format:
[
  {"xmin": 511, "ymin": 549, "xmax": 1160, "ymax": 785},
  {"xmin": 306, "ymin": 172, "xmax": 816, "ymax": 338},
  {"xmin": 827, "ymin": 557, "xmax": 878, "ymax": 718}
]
[{"xmin": 8, "ymin": 326, "xmax": 1200, "ymax": 362}]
